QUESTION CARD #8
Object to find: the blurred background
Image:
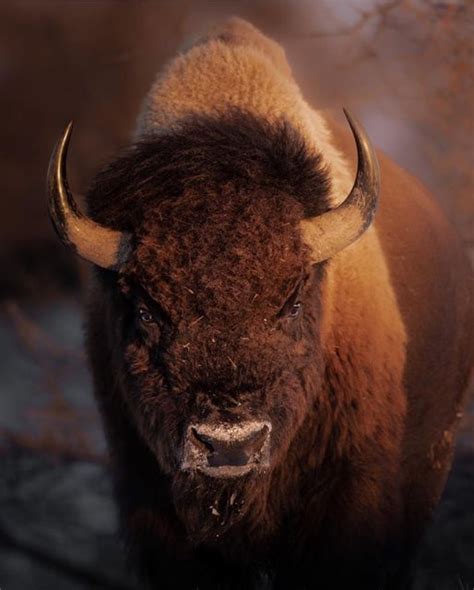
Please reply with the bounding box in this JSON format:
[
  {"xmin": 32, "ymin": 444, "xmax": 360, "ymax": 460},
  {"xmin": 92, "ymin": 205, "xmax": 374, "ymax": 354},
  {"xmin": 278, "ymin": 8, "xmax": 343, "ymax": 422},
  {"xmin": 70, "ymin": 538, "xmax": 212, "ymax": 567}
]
[{"xmin": 0, "ymin": 1, "xmax": 472, "ymax": 589}]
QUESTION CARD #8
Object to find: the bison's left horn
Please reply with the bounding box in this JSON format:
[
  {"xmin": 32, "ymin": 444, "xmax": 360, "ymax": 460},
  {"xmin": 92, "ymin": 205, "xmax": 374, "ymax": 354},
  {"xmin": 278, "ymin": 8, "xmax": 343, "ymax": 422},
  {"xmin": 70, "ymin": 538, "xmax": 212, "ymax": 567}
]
[
  {"xmin": 300, "ymin": 109, "xmax": 380, "ymax": 264},
  {"xmin": 47, "ymin": 122, "xmax": 130, "ymax": 269}
]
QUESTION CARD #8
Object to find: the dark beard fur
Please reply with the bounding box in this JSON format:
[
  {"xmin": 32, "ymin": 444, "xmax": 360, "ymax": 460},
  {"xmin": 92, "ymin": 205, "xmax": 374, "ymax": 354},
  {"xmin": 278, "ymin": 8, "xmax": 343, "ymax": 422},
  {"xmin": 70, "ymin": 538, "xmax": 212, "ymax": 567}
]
[{"xmin": 172, "ymin": 469, "xmax": 271, "ymax": 550}]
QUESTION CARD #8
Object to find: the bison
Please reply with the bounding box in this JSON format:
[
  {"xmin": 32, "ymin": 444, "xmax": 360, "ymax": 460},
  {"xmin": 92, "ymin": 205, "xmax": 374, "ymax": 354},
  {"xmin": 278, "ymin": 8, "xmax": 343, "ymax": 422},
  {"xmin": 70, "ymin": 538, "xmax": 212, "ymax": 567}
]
[{"xmin": 47, "ymin": 18, "xmax": 473, "ymax": 590}]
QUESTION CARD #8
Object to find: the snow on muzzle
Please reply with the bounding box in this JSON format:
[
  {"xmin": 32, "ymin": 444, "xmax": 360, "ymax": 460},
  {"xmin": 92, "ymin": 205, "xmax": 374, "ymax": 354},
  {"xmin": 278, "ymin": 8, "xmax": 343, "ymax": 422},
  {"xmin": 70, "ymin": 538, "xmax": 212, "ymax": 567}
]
[{"xmin": 182, "ymin": 421, "xmax": 272, "ymax": 478}]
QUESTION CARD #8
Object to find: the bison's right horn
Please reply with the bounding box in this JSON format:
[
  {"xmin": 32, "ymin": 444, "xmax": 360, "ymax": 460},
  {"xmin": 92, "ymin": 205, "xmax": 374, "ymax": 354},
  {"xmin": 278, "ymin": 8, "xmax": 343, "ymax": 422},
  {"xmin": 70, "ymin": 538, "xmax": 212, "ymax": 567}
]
[
  {"xmin": 47, "ymin": 122, "xmax": 130, "ymax": 270},
  {"xmin": 300, "ymin": 109, "xmax": 380, "ymax": 264}
]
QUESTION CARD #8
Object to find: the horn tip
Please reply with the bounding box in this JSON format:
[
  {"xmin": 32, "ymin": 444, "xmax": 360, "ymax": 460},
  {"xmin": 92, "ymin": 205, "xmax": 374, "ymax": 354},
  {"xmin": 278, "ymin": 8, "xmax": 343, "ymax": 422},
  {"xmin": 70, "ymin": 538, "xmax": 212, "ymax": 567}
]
[
  {"xmin": 56, "ymin": 121, "xmax": 74, "ymax": 159},
  {"xmin": 342, "ymin": 108, "xmax": 358, "ymax": 132},
  {"xmin": 64, "ymin": 120, "xmax": 74, "ymax": 139}
]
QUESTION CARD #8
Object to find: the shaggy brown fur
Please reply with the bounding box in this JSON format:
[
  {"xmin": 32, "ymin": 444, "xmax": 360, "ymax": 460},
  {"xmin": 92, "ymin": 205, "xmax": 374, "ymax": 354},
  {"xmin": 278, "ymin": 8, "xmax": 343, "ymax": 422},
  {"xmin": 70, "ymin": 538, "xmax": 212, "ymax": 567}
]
[{"xmin": 81, "ymin": 18, "xmax": 474, "ymax": 590}]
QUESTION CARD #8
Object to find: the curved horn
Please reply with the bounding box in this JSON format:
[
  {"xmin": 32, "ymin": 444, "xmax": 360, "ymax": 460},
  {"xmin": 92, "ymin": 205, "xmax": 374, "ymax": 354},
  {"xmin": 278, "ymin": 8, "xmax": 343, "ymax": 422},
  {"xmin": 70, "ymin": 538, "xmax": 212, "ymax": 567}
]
[
  {"xmin": 300, "ymin": 109, "xmax": 380, "ymax": 264},
  {"xmin": 47, "ymin": 122, "xmax": 130, "ymax": 269}
]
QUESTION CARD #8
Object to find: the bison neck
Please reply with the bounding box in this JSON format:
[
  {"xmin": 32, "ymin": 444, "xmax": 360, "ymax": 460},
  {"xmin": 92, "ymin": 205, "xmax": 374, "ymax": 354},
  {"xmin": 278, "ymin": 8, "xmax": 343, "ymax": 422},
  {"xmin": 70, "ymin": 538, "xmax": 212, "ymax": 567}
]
[{"xmin": 303, "ymin": 226, "xmax": 407, "ymax": 541}]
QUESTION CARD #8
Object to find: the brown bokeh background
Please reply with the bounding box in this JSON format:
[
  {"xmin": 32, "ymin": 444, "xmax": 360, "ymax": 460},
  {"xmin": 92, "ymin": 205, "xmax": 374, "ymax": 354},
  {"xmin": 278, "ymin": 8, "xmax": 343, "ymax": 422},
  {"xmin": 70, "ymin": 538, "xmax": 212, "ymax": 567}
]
[{"xmin": 0, "ymin": 1, "xmax": 472, "ymax": 589}]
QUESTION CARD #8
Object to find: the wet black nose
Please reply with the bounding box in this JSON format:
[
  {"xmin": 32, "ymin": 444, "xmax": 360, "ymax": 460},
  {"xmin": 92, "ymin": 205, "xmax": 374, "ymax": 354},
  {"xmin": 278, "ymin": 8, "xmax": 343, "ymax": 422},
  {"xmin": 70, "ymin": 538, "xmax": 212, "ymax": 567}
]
[
  {"xmin": 192, "ymin": 426, "xmax": 269, "ymax": 467},
  {"xmin": 182, "ymin": 422, "xmax": 271, "ymax": 476}
]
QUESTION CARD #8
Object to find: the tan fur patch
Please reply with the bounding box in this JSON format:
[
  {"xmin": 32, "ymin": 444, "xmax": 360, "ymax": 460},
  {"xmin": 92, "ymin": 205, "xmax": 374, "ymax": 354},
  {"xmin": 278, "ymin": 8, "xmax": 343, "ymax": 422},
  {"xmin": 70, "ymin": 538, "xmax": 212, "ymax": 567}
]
[
  {"xmin": 134, "ymin": 19, "xmax": 352, "ymax": 208},
  {"xmin": 322, "ymin": 225, "xmax": 408, "ymax": 432}
]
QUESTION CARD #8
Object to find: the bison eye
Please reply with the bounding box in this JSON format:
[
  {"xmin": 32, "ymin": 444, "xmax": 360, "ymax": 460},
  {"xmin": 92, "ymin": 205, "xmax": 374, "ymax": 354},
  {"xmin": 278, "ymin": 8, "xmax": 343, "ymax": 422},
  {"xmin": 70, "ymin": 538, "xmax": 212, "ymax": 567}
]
[
  {"xmin": 138, "ymin": 307, "xmax": 155, "ymax": 324},
  {"xmin": 288, "ymin": 302, "xmax": 302, "ymax": 319}
]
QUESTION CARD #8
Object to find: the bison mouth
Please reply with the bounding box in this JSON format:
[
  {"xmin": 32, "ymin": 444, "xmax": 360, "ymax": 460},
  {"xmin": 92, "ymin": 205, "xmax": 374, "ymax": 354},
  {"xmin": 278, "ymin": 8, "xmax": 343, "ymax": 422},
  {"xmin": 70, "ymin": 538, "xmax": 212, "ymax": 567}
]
[{"xmin": 181, "ymin": 421, "xmax": 271, "ymax": 478}]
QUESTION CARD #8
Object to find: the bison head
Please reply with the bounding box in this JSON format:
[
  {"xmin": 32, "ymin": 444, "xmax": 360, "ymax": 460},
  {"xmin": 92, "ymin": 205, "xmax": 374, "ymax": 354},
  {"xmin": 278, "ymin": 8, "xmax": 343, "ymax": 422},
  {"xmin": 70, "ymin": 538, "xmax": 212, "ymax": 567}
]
[{"xmin": 47, "ymin": 111, "xmax": 379, "ymax": 543}]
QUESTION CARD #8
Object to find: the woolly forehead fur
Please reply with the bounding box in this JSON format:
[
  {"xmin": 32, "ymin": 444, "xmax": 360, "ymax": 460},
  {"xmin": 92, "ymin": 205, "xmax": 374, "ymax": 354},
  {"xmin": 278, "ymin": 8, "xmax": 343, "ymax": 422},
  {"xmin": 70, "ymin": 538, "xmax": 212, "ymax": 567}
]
[{"xmin": 87, "ymin": 112, "xmax": 330, "ymax": 318}]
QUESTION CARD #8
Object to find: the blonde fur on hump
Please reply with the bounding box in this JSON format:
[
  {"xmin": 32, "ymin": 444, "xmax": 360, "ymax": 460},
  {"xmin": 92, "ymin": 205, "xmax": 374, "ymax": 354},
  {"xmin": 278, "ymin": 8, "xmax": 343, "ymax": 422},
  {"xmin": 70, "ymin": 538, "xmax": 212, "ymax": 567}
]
[
  {"xmin": 135, "ymin": 18, "xmax": 353, "ymax": 208},
  {"xmin": 135, "ymin": 18, "xmax": 408, "ymax": 412}
]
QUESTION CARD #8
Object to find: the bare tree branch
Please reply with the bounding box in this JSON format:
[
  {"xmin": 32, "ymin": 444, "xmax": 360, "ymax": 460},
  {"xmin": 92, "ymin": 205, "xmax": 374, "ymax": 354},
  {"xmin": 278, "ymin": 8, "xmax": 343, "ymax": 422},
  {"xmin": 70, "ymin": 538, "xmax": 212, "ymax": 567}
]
[{"xmin": 306, "ymin": 0, "xmax": 405, "ymax": 38}]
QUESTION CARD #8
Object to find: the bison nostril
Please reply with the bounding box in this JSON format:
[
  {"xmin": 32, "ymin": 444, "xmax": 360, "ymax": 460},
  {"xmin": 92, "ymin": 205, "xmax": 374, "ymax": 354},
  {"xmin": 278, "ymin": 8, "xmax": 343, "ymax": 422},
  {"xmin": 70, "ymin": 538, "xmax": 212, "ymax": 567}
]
[
  {"xmin": 245, "ymin": 424, "xmax": 269, "ymax": 455},
  {"xmin": 190, "ymin": 427, "xmax": 216, "ymax": 454}
]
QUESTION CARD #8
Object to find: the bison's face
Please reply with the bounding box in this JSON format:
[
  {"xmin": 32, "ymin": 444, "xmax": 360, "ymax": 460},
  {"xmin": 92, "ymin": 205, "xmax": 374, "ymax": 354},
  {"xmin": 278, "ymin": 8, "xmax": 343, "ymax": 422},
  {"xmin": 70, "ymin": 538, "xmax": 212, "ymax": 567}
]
[
  {"xmin": 111, "ymin": 189, "xmax": 325, "ymax": 540},
  {"xmin": 49, "ymin": 110, "xmax": 378, "ymax": 543}
]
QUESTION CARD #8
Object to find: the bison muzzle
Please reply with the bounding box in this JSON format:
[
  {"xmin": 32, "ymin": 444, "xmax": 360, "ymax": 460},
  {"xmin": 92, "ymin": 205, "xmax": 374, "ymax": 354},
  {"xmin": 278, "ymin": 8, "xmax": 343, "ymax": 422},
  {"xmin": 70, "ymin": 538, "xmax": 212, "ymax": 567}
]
[{"xmin": 183, "ymin": 421, "xmax": 272, "ymax": 477}]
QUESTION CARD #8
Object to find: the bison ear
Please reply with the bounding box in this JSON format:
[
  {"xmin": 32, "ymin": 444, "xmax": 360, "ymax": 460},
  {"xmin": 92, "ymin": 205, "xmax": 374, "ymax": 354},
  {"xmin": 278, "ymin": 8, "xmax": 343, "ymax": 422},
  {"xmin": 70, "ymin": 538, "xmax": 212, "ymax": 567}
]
[
  {"xmin": 300, "ymin": 109, "xmax": 380, "ymax": 264},
  {"xmin": 47, "ymin": 122, "xmax": 131, "ymax": 270}
]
